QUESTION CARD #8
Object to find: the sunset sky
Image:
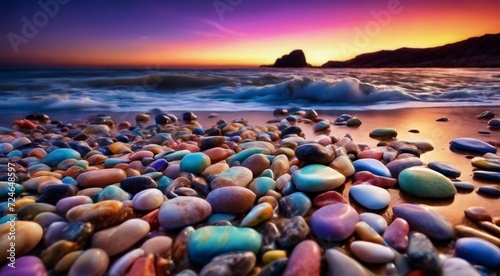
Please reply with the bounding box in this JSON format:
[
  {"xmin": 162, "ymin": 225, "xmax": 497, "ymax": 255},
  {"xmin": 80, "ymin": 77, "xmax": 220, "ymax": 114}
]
[{"xmin": 1, "ymin": 0, "xmax": 499, "ymax": 67}]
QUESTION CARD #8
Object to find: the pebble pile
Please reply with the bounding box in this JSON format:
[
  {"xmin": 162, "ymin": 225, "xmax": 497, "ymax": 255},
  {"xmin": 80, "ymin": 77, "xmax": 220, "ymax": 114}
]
[{"xmin": 0, "ymin": 109, "xmax": 499, "ymax": 275}]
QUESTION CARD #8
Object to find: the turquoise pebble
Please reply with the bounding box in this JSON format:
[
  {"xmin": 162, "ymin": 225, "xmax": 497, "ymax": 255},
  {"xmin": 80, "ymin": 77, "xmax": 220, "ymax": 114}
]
[
  {"xmin": 227, "ymin": 148, "xmax": 271, "ymax": 166},
  {"xmin": 207, "ymin": 213, "xmax": 236, "ymax": 225},
  {"xmin": 0, "ymin": 182, "xmax": 24, "ymax": 199},
  {"xmin": 188, "ymin": 226, "xmax": 262, "ymax": 265},
  {"xmin": 260, "ymin": 168, "xmax": 274, "ymax": 178},
  {"xmin": 61, "ymin": 176, "xmax": 77, "ymax": 185},
  {"xmin": 97, "ymin": 185, "xmax": 130, "ymax": 202},
  {"xmin": 180, "ymin": 152, "xmax": 211, "ymax": 174},
  {"xmin": 353, "ymin": 158, "xmax": 392, "ymax": 178},
  {"xmin": 0, "ymin": 214, "xmax": 18, "ymax": 224},
  {"xmin": 103, "ymin": 158, "xmax": 128, "ymax": 168},
  {"xmin": 157, "ymin": 176, "xmax": 173, "ymax": 194},
  {"xmin": 293, "ymin": 164, "xmax": 346, "ymax": 192},
  {"xmin": 41, "ymin": 148, "xmax": 81, "ymax": 167},
  {"xmin": 248, "ymin": 177, "xmax": 276, "ymax": 198},
  {"xmin": 7, "ymin": 150, "xmax": 22, "ymax": 158},
  {"xmin": 165, "ymin": 150, "xmax": 191, "ymax": 161}
]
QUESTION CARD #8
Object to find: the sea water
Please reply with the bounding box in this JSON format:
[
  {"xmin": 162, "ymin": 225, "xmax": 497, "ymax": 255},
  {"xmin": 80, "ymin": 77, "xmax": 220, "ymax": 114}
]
[{"xmin": 0, "ymin": 67, "xmax": 499, "ymax": 113}]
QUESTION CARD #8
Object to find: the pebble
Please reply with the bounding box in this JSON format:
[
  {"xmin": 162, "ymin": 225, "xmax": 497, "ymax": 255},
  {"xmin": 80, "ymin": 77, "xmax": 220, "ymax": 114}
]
[
  {"xmin": 97, "ymin": 185, "xmax": 130, "ymax": 202},
  {"xmin": 313, "ymin": 120, "xmax": 330, "ymax": 132},
  {"xmin": 283, "ymin": 240, "xmax": 321, "ymax": 276},
  {"xmin": 386, "ymin": 157, "xmax": 424, "ymax": 178},
  {"xmin": 200, "ymin": 252, "xmax": 256, "ymax": 276},
  {"xmin": 279, "ymin": 192, "xmax": 311, "ymax": 218},
  {"xmin": 399, "ymin": 167, "xmax": 457, "ymax": 198},
  {"xmin": 90, "ymin": 219, "xmax": 148, "ymax": 258},
  {"xmin": 313, "ymin": 190, "xmax": 348, "ymax": 208},
  {"xmin": 453, "ymin": 181, "xmax": 475, "ymax": 190},
  {"xmin": 158, "ymin": 197, "xmax": 212, "ymax": 230},
  {"xmin": 132, "ymin": 188, "xmax": 164, "ymax": 211},
  {"xmin": 108, "ymin": 248, "xmax": 144, "ymax": 276},
  {"xmin": 120, "ymin": 175, "xmax": 158, "ymax": 195},
  {"xmin": 277, "ymin": 216, "xmax": 310, "ymax": 249},
  {"xmin": 353, "ymin": 171, "xmax": 397, "ymax": 187},
  {"xmin": 383, "ymin": 218, "xmax": 409, "ymax": 251},
  {"xmin": 240, "ymin": 202, "xmax": 273, "ymax": 227},
  {"xmin": 465, "ymin": 206, "xmax": 493, "ymax": 222},
  {"xmin": 471, "ymin": 157, "xmax": 500, "ymax": 172},
  {"xmin": 369, "ymin": 128, "xmax": 398, "ymax": 139},
  {"xmin": 428, "ymin": 161, "xmax": 461, "ymax": 178},
  {"xmin": 76, "ymin": 168, "xmax": 127, "ymax": 188},
  {"xmin": 329, "ymin": 155, "xmax": 355, "ymax": 177},
  {"xmin": 0, "ymin": 256, "xmax": 47, "ymax": 276},
  {"xmin": 450, "ymin": 138, "xmax": 497, "ymax": 154},
  {"xmin": 310, "ymin": 203, "xmax": 359, "ymax": 242},
  {"xmin": 66, "ymin": 200, "xmax": 129, "ymax": 230},
  {"xmin": 442, "ymin": 257, "xmax": 481, "ymax": 276},
  {"xmin": 455, "ymin": 225, "xmax": 500, "ymax": 246},
  {"xmin": 248, "ymin": 177, "xmax": 276, "ymax": 198},
  {"xmin": 355, "ymin": 221, "xmax": 384, "ymax": 244},
  {"xmin": 294, "ymin": 143, "xmax": 335, "ymax": 164},
  {"xmin": 41, "ymin": 148, "xmax": 81, "ymax": 167},
  {"xmin": 350, "ymin": 184, "xmax": 391, "ymax": 210},
  {"xmin": 0, "ymin": 221, "xmax": 43, "ymax": 261},
  {"xmin": 210, "ymin": 166, "xmax": 253, "ymax": 190},
  {"xmin": 489, "ymin": 118, "xmax": 500, "ymax": 128},
  {"xmin": 359, "ymin": 213, "xmax": 387, "ymax": 235},
  {"xmin": 69, "ymin": 248, "xmax": 109, "ymax": 276},
  {"xmin": 187, "ymin": 226, "xmax": 262, "ymax": 265},
  {"xmin": 455, "ymin": 237, "xmax": 500, "ymax": 268},
  {"xmin": 293, "ymin": 164, "xmax": 346, "ymax": 192},
  {"xmin": 473, "ymin": 170, "xmax": 500, "ymax": 182},
  {"xmin": 206, "ymin": 186, "xmax": 255, "ymax": 214},
  {"xmin": 350, "ymin": 240, "xmax": 395, "ymax": 264},
  {"xmin": 262, "ymin": 250, "xmax": 287, "ymax": 264},
  {"xmin": 325, "ymin": 248, "xmax": 372, "ymax": 276},
  {"xmin": 55, "ymin": 195, "xmax": 93, "ymax": 214},
  {"xmin": 436, "ymin": 117, "xmax": 449, "ymax": 122},
  {"xmin": 406, "ymin": 232, "xmax": 441, "ymax": 273},
  {"xmin": 353, "ymin": 158, "xmax": 392, "ymax": 177},
  {"xmin": 477, "ymin": 110, "xmax": 495, "ymax": 119},
  {"xmin": 477, "ymin": 185, "xmax": 500, "ymax": 196},
  {"xmin": 241, "ymin": 153, "xmax": 271, "ymax": 177},
  {"xmin": 392, "ymin": 203, "xmax": 454, "ymax": 240},
  {"xmin": 180, "ymin": 152, "xmax": 211, "ymax": 174},
  {"xmin": 346, "ymin": 117, "xmax": 362, "ymax": 127},
  {"xmin": 141, "ymin": 236, "xmax": 172, "ymax": 258}
]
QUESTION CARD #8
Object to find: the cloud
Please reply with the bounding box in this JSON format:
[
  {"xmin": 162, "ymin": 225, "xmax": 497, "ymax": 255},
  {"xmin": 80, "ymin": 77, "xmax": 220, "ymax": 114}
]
[{"xmin": 202, "ymin": 20, "xmax": 245, "ymax": 37}]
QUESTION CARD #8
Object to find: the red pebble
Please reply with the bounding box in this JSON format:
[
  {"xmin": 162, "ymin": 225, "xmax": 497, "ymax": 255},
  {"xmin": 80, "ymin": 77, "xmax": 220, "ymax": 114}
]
[
  {"xmin": 313, "ymin": 190, "xmax": 348, "ymax": 208},
  {"xmin": 357, "ymin": 149, "xmax": 383, "ymax": 160},
  {"xmin": 126, "ymin": 254, "xmax": 156, "ymax": 276},
  {"xmin": 353, "ymin": 171, "xmax": 397, "ymax": 188},
  {"xmin": 142, "ymin": 209, "xmax": 160, "ymax": 230},
  {"xmin": 12, "ymin": 119, "xmax": 37, "ymax": 130}
]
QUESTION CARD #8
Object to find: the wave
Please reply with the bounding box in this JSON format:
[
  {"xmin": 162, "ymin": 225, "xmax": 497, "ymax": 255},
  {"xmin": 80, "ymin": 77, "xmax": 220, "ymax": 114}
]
[{"xmin": 0, "ymin": 95, "xmax": 115, "ymax": 112}]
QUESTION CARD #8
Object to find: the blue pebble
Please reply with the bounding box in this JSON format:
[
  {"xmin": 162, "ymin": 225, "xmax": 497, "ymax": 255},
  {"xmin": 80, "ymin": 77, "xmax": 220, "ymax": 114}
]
[
  {"xmin": 192, "ymin": 128, "xmax": 204, "ymax": 135},
  {"xmin": 477, "ymin": 186, "xmax": 500, "ymax": 197},
  {"xmin": 455, "ymin": 237, "xmax": 500, "ymax": 268},
  {"xmin": 353, "ymin": 158, "xmax": 392, "ymax": 178},
  {"xmin": 473, "ymin": 171, "xmax": 500, "ymax": 182},
  {"xmin": 278, "ymin": 192, "xmax": 311, "ymax": 218},
  {"xmin": 428, "ymin": 161, "xmax": 461, "ymax": 178},
  {"xmin": 97, "ymin": 185, "xmax": 130, "ymax": 202},
  {"xmin": 450, "ymin": 138, "xmax": 497, "ymax": 154}
]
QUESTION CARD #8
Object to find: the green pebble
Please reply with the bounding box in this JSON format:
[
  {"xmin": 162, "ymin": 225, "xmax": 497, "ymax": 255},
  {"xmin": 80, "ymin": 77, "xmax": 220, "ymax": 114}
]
[
  {"xmin": 399, "ymin": 167, "xmax": 457, "ymax": 198},
  {"xmin": 180, "ymin": 152, "xmax": 211, "ymax": 174}
]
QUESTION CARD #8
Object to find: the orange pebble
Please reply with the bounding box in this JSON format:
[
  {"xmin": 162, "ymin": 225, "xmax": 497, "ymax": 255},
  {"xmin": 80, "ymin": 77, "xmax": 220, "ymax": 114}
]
[{"xmin": 28, "ymin": 148, "xmax": 47, "ymax": 159}]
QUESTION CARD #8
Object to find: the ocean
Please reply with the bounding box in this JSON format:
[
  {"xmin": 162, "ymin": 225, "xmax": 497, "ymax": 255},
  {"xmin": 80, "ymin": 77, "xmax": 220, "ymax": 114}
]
[{"xmin": 1, "ymin": 68, "xmax": 499, "ymax": 113}]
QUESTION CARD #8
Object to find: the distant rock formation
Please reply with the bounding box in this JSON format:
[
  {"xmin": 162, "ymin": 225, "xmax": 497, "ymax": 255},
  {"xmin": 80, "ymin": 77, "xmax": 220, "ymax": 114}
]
[
  {"xmin": 322, "ymin": 33, "xmax": 500, "ymax": 68},
  {"xmin": 261, "ymin": 49, "xmax": 311, "ymax": 68}
]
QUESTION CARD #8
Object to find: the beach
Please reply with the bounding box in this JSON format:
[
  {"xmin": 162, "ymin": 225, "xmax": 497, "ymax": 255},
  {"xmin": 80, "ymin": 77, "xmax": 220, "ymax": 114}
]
[{"xmin": 1, "ymin": 105, "xmax": 499, "ymax": 274}]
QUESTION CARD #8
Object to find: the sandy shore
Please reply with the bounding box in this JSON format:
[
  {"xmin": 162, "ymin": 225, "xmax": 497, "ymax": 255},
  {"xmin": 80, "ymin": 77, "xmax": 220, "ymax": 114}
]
[{"xmin": 2, "ymin": 106, "xmax": 499, "ymax": 228}]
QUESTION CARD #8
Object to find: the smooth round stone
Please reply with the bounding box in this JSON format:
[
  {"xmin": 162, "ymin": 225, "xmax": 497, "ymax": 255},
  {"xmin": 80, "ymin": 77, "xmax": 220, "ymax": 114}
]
[
  {"xmin": 350, "ymin": 184, "xmax": 391, "ymax": 210},
  {"xmin": 227, "ymin": 148, "xmax": 271, "ymax": 166},
  {"xmin": 240, "ymin": 203, "xmax": 273, "ymax": 227},
  {"xmin": 206, "ymin": 186, "xmax": 255, "ymax": 214},
  {"xmin": 276, "ymin": 216, "xmax": 310, "ymax": 249},
  {"xmin": 83, "ymin": 124, "xmax": 111, "ymax": 134},
  {"xmin": 283, "ymin": 240, "xmax": 321, "ymax": 275},
  {"xmin": 159, "ymin": 197, "xmax": 211, "ymax": 230},
  {"xmin": 17, "ymin": 203, "xmax": 57, "ymax": 221},
  {"xmin": 262, "ymin": 250, "xmax": 287, "ymax": 265},
  {"xmin": 465, "ymin": 206, "xmax": 492, "ymax": 222},
  {"xmin": 477, "ymin": 110, "xmax": 495, "ymax": 119},
  {"xmin": 206, "ymin": 213, "xmax": 236, "ymax": 225},
  {"xmin": 0, "ymin": 256, "xmax": 47, "ymax": 276},
  {"xmin": 428, "ymin": 161, "xmax": 461, "ymax": 178},
  {"xmin": 313, "ymin": 190, "xmax": 348, "ymax": 208},
  {"xmin": 346, "ymin": 117, "xmax": 362, "ymax": 127},
  {"xmin": 210, "ymin": 166, "xmax": 253, "ymax": 190},
  {"xmin": 353, "ymin": 158, "xmax": 392, "ymax": 178},
  {"xmin": 310, "ymin": 203, "xmax": 359, "ymax": 242},
  {"xmin": 325, "ymin": 248, "xmax": 371, "ymax": 276},
  {"xmin": 442, "ymin": 257, "xmax": 481, "ymax": 276},
  {"xmin": 180, "ymin": 152, "xmax": 211, "ymax": 174},
  {"xmin": 0, "ymin": 143, "xmax": 13, "ymax": 154},
  {"xmin": 108, "ymin": 248, "xmax": 145, "ymax": 276},
  {"xmin": 473, "ymin": 171, "xmax": 500, "ymax": 182},
  {"xmin": 313, "ymin": 120, "xmax": 330, "ymax": 132},
  {"xmin": 132, "ymin": 188, "xmax": 164, "ymax": 211},
  {"xmin": 200, "ymin": 252, "xmax": 256, "ymax": 276},
  {"xmin": 359, "ymin": 213, "xmax": 387, "ymax": 235},
  {"xmin": 140, "ymin": 236, "xmax": 172, "ymax": 258},
  {"xmin": 41, "ymin": 148, "xmax": 81, "ymax": 167},
  {"xmin": 188, "ymin": 226, "xmax": 262, "ymax": 265},
  {"xmin": 11, "ymin": 137, "xmax": 32, "ymax": 149},
  {"xmin": 450, "ymin": 138, "xmax": 497, "ymax": 154},
  {"xmin": 350, "ymin": 241, "xmax": 395, "ymax": 264},
  {"xmin": 56, "ymin": 195, "xmax": 93, "ymax": 214},
  {"xmin": 399, "ymin": 167, "xmax": 457, "ymax": 198},
  {"xmin": 69, "ymin": 248, "xmax": 109, "ymax": 276},
  {"xmin": 488, "ymin": 118, "xmax": 500, "ymax": 128},
  {"xmin": 248, "ymin": 177, "xmax": 276, "ymax": 198},
  {"xmin": 392, "ymin": 203, "xmax": 454, "ymax": 240},
  {"xmin": 45, "ymin": 222, "xmax": 68, "ymax": 247},
  {"xmin": 383, "ymin": 218, "xmax": 409, "ymax": 251},
  {"xmin": 66, "ymin": 200, "xmax": 125, "ymax": 230},
  {"xmin": 0, "ymin": 221, "xmax": 43, "ymax": 261},
  {"xmin": 353, "ymin": 171, "xmax": 397, "ymax": 187},
  {"xmin": 329, "ymin": 155, "xmax": 355, "ymax": 177},
  {"xmin": 477, "ymin": 186, "xmax": 500, "ymax": 196},
  {"xmin": 97, "ymin": 185, "xmax": 130, "ymax": 202},
  {"xmin": 455, "ymin": 225, "xmax": 500, "ymax": 246},
  {"xmin": 453, "ymin": 181, "xmax": 475, "ymax": 190},
  {"xmin": 293, "ymin": 164, "xmax": 346, "ymax": 192},
  {"xmin": 63, "ymin": 221, "xmax": 94, "ymax": 246},
  {"xmin": 386, "ymin": 157, "xmax": 424, "ymax": 178},
  {"xmin": 369, "ymin": 128, "xmax": 397, "ymax": 139},
  {"xmin": 92, "ymin": 219, "xmax": 150, "ymax": 257},
  {"xmin": 355, "ymin": 221, "xmax": 384, "ymax": 244},
  {"xmin": 77, "ymin": 168, "xmax": 127, "ymax": 188},
  {"xmin": 279, "ymin": 192, "xmax": 311, "ymax": 218},
  {"xmin": 471, "ymin": 157, "xmax": 500, "ymax": 172},
  {"xmin": 407, "ymin": 232, "xmax": 440, "ymax": 273},
  {"xmin": 294, "ymin": 143, "xmax": 335, "ymax": 164},
  {"xmin": 241, "ymin": 153, "xmax": 271, "ymax": 178},
  {"xmin": 0, "ymin": 182, "xmax": 23, "ymax": 199},
  {"xmin": 202, "ymin": 163, "xmax": 230, "ymax": 178},
  {"xmin": 120, "ymin": 176, "xmax": 157, "ymax": 195},
  {"xmin": 455, "ymin": 237, "xmax": 500, "ymax": 268}
]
